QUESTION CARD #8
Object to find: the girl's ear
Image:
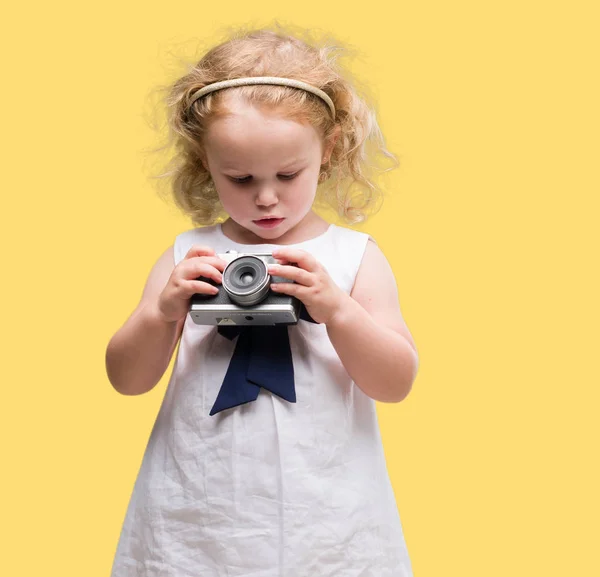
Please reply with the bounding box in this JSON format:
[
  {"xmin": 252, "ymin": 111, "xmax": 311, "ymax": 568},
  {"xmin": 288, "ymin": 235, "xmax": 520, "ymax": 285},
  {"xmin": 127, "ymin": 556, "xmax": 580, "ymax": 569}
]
[{"xmin": 198, "ymin": 150, "xmax": 209, "ymax": 171}]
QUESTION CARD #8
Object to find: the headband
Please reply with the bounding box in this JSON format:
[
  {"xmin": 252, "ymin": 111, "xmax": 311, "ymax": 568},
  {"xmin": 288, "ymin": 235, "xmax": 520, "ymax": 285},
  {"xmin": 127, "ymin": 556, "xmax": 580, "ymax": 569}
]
[{"xmin": 188, "ymin": 76, "xmax": 336, "ymax": 119}]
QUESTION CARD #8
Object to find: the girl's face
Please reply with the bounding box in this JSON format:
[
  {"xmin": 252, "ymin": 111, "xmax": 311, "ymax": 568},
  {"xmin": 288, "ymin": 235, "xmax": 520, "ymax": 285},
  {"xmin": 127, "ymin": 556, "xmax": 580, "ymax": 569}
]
[{"xmin": 203, "ymin": 97, "xmax": 328, "ymax": 243}]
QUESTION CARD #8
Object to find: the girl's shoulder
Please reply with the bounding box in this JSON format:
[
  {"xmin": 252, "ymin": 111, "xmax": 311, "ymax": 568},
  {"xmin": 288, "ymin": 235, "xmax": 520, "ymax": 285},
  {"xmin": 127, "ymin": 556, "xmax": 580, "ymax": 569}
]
[
  {"xmin": 314, "ymin": 224, "xmax": 377, "ymax": 295},
  {"xmin": 328, "ymin": 223, "xmax": 376, "ymax": 246}
]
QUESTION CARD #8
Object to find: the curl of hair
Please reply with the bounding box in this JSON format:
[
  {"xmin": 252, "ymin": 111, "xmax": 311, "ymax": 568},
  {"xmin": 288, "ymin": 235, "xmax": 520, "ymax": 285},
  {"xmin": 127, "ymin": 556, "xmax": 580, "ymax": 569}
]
[{"xmin": 144, "ymin": 22, "xmax": 400, "ymax": 226}]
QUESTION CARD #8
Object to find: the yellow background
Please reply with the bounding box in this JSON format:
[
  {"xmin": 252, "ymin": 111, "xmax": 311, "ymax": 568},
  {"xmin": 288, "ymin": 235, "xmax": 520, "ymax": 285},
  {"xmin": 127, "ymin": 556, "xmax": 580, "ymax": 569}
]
[{"xmin": 2, "ymin": 1, "xmax": 598, "ymax": 575}]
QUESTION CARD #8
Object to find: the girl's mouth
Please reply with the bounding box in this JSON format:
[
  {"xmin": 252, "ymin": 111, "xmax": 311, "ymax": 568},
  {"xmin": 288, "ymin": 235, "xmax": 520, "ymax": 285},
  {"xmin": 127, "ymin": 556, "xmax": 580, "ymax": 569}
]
[{"xmin": 253, "ymin": 217, "xmax": 285, "ymax": 229}]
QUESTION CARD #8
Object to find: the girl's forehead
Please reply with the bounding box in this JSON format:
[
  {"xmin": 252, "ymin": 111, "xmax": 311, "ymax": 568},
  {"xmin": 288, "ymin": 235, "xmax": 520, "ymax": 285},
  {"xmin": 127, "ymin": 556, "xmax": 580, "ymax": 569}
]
[
  {"xmin": 206, "ymin": 131, "xmax": 317, "ymax": 168},
  {"xmin": 205, "ymin": 105, "xmax": 322, "ymax": 160}
]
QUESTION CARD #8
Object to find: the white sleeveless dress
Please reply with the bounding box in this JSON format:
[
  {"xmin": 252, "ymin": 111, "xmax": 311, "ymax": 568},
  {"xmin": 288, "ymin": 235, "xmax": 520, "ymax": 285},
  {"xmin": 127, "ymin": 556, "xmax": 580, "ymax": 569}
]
[{"xmin": 111, "ymin": 223, "xmax": 413, "ymax": 577}]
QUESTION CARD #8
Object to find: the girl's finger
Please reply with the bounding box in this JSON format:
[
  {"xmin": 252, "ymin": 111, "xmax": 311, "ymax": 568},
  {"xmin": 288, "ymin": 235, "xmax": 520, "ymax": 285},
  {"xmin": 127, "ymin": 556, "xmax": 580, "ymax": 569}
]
[
  {"xmin": 178, "ymin": 258, "xmax": 225, "ymax": 282},
  {"xmin": 187, "ymin": 279, "xmax": 220, "ymax": 295},
  {"xmin": 190, "ymin": 256, "xmax": 228, "ymax": 272},
  {"xmin": 187, "ymin": 263, "xmax": 223, "ymax": 284},
  {"xmin": 184, "ymin": 245, "xmax": 216, "ymax": 259},
  {"xmin": 268, "ymin": 264, "xmax": 313, "ymax": 286},
  {"xmin": 271, "ymin": 248, "xmax": 318, "ymax": 272},
  {"xmin": 270, "ymin": 282, "xmax": 303, "ymax": 298}
]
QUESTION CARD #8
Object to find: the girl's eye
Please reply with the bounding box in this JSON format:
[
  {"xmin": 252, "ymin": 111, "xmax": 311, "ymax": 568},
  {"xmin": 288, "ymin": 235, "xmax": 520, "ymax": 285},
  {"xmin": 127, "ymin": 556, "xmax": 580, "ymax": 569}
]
[
  {"xmin": 229, "ymin": 176, "xmax": 252, "ymax": 184},
  {"xmin": 228, "ymin": 172, "xmax": 299, "ymax": 184},
  {"xmin": 279, "ymin": 171, "xmax": 300, "ymax": 180}
]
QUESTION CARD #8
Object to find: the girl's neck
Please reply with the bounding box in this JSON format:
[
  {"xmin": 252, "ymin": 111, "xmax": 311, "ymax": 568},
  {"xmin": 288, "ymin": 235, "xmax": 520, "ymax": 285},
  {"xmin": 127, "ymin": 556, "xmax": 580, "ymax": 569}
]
[{"xmin": 221, "ymin": 211, "xmax": 330, "ymax": 245}]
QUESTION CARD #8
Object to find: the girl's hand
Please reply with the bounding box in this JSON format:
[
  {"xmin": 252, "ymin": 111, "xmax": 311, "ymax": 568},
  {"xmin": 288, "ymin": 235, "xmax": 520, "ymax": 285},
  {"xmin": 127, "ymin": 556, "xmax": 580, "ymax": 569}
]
[
  {"xmin": 268, "ymin": 248, "xmax": 350, "ymax": 325},
  {"xmin": 157, "ymin": 245, "xmax": 227, "ymax": 323}
]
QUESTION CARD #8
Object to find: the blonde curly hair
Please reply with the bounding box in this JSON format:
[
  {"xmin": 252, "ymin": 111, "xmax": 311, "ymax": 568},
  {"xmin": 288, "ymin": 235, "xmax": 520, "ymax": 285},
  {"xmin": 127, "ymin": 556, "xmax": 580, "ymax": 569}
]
[{"xmin": 145, "ymin": 23, "xmax": 399, "ymax": 226}]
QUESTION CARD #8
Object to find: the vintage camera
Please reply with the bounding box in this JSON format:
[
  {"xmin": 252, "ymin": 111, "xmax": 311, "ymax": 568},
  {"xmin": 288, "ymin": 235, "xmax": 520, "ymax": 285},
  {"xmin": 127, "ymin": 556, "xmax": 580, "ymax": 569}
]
[{"xmin": 189, "ymin": 251, "xmax": 301, "ymax": 326}]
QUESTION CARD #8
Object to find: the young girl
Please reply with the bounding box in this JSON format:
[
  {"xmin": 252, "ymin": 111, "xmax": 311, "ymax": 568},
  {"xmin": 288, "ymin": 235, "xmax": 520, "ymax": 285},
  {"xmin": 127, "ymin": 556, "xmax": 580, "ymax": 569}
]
[{"xmin": 106, "ymin": 26, "xmax": 419, "ymax": 577}]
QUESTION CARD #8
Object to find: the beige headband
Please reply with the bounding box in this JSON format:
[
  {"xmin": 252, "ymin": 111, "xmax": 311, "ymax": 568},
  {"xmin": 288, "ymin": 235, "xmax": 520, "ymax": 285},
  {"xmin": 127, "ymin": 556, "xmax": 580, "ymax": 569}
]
[{"xmin": 188, "ymin": 76, "xmax": 336, "ymax": 119}]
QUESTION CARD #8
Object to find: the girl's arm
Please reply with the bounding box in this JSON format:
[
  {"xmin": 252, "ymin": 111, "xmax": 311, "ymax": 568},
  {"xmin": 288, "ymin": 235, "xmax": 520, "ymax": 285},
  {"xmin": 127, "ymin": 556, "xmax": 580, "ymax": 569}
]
[
  {"xmin": 105, "ymin": 246, "xmax": 185, "ymax": 396},
  {"xmin": 325, "ymin": 240, "xmax": 419, "ymax": 403},
  {"xmin": 270, "ymin": 240, "xmax": 419, "ymax": 403}
]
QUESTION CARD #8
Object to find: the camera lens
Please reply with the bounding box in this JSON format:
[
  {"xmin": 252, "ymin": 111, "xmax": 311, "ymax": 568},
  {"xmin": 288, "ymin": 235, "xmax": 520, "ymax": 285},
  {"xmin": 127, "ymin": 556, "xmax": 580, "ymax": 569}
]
[{"xmin": 222, "ymin": 256, "xmax": 270, "ymax": 306}]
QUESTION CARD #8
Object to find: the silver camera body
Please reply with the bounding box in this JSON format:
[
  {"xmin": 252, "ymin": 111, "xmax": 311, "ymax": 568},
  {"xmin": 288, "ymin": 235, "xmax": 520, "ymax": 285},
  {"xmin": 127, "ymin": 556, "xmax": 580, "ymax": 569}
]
[{"xmin": 189, "ymin": 251, "xmax": 301, "ymax": 326}]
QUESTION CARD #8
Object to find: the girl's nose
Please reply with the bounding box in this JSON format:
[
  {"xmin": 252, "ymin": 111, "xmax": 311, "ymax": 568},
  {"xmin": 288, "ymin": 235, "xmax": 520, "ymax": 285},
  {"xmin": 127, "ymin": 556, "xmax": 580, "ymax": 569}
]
[{"xmin": 255, "ymin": 186, "xmax": 279, "ymax": 207}]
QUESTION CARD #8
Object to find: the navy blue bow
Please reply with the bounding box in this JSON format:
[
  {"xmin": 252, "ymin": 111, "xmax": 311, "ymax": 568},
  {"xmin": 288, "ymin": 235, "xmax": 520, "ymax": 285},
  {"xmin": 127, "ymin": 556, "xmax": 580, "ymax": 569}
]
[{"xmin": 210, "ymin": 306, "xmax": 317, "ymax": 416}]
